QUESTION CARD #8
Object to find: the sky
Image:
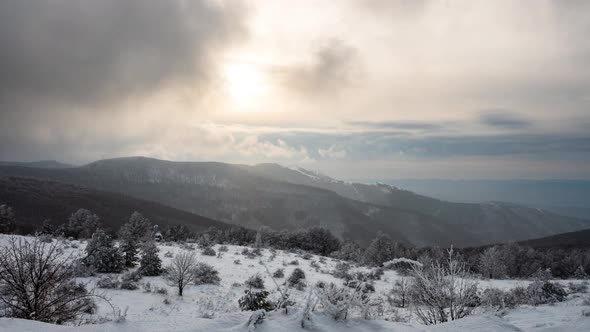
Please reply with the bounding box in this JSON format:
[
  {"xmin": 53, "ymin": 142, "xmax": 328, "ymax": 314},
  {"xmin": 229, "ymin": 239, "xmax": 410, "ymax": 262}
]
[{"xmin": 1, "ymin": 0, "xmax": 589, "ymax": 180}]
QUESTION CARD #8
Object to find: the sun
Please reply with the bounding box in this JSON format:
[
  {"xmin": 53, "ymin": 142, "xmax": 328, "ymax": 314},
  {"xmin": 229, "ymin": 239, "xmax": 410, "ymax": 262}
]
[{"xmin": 223, "ymin": 63, "xmax": 266, "ymax": 107}]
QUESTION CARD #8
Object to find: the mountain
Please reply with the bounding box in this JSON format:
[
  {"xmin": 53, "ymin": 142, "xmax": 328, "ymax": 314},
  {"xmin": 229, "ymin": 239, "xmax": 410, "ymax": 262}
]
[
  {"xmin": 0, "ymin": 176, "xmax": 229, "ymax": 234},
  {"xmin": 518, "ymin": 228, "xmax": 590, "ymax": 249},
  {"xmin": 245, "ymin": 163, "xmax": 590, "ymax": 245},
  {"xmin": 376, "ymin": 179, "xmax": 590, "ymax": 219},
  {"xmin": 0, "ymin": 160, "xmax": 75, "ymax": 168},
  {"xmin": 1, "ymin": 157, "xmax": 589, "ymax": 247}
]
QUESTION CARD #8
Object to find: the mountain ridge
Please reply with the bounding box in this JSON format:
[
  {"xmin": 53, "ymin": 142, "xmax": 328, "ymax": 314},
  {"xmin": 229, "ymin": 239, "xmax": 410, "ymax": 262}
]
[{"xmin": 1, "ymin": 156, "xmax": 588, "ymax": 247}]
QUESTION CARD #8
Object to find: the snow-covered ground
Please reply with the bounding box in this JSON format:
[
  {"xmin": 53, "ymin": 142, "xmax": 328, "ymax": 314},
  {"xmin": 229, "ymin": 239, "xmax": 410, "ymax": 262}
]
[{"xmin": 0, "ymin": 234, "xmax": 589, "ymax": 331}]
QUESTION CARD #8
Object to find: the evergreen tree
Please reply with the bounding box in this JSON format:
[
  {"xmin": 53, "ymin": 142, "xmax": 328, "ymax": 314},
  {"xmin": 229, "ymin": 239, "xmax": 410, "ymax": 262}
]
[
  {"xmin": 119, "ymin": 211, "xmax": 151, "ymax": 267},
  {"xmin": 139, "ymin": 240, "xmax": 162, "ymax": 276},
  {"xmin": 0, "ymin": 204, "xmax": 16, "ymax": 234},
  {"xmin": 84, "ymin": 229, "xmax": 124, "ymax": 273}
]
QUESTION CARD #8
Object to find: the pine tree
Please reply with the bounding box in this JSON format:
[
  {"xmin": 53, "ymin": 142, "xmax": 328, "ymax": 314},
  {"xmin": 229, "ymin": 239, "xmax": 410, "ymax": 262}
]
[
  {"xmin": 84, "ymin": 229, "xmax": 124, "ymax": 273},
  {"xmin": 139, "ymin": 240, "xmax": 162, "ymax": 276},
  {"xmin": 119, "ymin": 211, "xmax": 151, "ymax": 267}
]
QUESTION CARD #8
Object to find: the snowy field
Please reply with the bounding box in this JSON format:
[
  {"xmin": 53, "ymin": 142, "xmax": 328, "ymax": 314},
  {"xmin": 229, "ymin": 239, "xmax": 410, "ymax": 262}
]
[{"xmin": 0, "ymin": 234, "xmax": 589, "ymax": 331}]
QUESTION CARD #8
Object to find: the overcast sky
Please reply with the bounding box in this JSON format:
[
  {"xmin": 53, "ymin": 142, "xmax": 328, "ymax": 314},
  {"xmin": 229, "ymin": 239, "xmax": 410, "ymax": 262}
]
[{"xmin": 1, "ymin": 0, "xmax": 589, "ymax": 179}]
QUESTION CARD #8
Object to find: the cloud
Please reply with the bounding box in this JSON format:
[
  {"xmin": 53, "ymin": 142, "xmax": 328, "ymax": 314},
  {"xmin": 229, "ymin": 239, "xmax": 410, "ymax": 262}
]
[
  {"xmin": 0, "ymin": 0, "xmax": 246, "ymax": 108},
  {"xmin": 348, "ymin": 121, "xmax": 442, "ymax": 131},
  {"xmin": 479, "ymin": 110, "xmax": 532, "ymax": 129},
  {"xmin": 318, "ymin": 145, "xmax": 347, "ymax": 160},
  {"xmin": 275, "ymin": 39, "xmax": 361, "ymax": 97}
]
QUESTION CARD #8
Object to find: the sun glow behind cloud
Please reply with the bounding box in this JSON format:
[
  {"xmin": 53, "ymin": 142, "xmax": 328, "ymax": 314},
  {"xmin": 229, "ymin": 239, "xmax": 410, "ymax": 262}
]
[{"xmin": 223, "ymin": 62, "xmax": 268, "ymax": 110}]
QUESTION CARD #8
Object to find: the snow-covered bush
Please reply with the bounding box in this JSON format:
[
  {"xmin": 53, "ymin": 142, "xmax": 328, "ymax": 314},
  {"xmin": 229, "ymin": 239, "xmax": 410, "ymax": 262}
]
[
  {"xmin": 409, "ymin": 247, "xmax": 479, "ymax": 325},
  {"xmin": 97, "ymin": 276, "xmax": 120, "ymax": 289},
  {"xmin": 122, "ymin": 269, "xmax": 142, "ymax": 282},
  {"xmin": 154, "ymin": 286, "xmax": 169, "ymax": 295},
  {"xmin": 246, "ymin": 273, "xmax": 265, "ymax": 289},
  {"xmin": 0, "ymin": 237, "xmax": 98, "ymax": 324},
  {"xmin": 503, "ymin": 286, "xmax": 529, "ymax": 308},
  {"xmin": 287, "ymin": 268, "xmax": 306, "ymax": 287},
  {"xmin": 238, "ymin": 289, "xmax": 273, "ymax": 311},
  {"xmin": 272, "ymin": 268, "xmax": 285, "ymax": 278},
  {"xmin": 568, "ymin": 281, "xmax": 588, "ymax": 294},
  {"xmin": 219, "ymin": 245, "xmax": 229, "ymax": 252},
  {"xmin": 480, "ymin": 288, "xmax": 507, "ymax": 308},
  {"xmin": 315, "ymin": 282, "xmax": 369, "ymax": 320},
  {"xmin": 246, "ymin": 310, "xmax": 266, "ymax": 331},
  {"xmin": 120, "ymin": 280, "xmax": 139, "ymax": 290},
  {"xmin": 193, "ymin": 262, "xmax": 221, "ymax": 285},
  {"xmin": 527, "ymin": 280, "xmax": 567, "ymax": 305},
  {"xmin": 333, "ymin": 262, "xmax": 352, "ymax": 280},
  {"xmin": 202, "ymin": 246, "xmax": 216, "ymax": 256}
]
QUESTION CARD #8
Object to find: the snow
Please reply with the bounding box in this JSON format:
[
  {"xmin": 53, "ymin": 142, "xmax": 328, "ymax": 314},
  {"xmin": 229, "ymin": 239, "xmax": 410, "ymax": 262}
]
[{"xmin": 1, "ymin": 234, "xmax": 589, "ymax": 332}]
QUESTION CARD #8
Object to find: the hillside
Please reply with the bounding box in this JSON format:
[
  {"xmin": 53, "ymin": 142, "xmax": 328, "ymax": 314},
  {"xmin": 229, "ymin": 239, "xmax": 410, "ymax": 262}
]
[
  {"xmin": 1, "ymin": 157, "xmax": 589, "ymax": 247},
  {"xmin": 246, "ymin": 163, "xmax": 590, "ymax": 246},
  {"xmin": 0, "ymin": 176, "xmax": 229, "ymax": 234},
  {"xmin": 518, "ymin": 228, "xmax": 590, "ymax": 249}
]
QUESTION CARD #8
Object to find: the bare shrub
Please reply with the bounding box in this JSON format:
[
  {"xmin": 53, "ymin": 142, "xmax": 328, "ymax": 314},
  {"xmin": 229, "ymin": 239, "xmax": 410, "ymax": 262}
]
[
  {"xmin": 166, "ymin": 250, "xmax": 197, "ymax": 296},
  {"xmin": 409, "ymin": 247, "xmax": 479, "ymax": 325},
  {"xmin": 315, "ymin": 282, "xmax": 370, "ymax": 320},
  {"xmin": 0, "ymin": 237, "xmax": 99, "ymax": 324}
]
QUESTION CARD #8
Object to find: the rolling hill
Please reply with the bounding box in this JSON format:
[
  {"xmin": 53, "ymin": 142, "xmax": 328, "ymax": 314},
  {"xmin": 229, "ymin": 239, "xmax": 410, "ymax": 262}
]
[{"xmin": 1, "ymin": 157, "xmax": 589, "ymax": 247}]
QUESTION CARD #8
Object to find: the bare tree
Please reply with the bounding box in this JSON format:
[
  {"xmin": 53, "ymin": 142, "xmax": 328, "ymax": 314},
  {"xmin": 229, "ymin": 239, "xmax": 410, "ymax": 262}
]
[
  {"xmin": 478, "ymin": 246, "xmax": 506, "ymax": 279},
  {"xmin": 410, "ymin": 247, "xmax": 478, "ymax": 325},
  {"xmin": 389, "ymin": 277, "xmax": 410, "ymax": 308},
  {"xmin": 166, "ymin": 250, "xmax": 197, "ymax": 296},
  {"xmin": 0, "ymin": 237, "xmax": 99, "ymax": 324}
]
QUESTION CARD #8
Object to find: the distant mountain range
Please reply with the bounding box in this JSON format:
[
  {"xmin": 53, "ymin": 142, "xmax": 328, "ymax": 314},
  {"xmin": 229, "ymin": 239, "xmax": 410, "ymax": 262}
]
[
  {"xmin": 1, "ymin": 156, "xmax": 589, "ymax": 247},
  {"xmin": 382, "ymin": 179, "xmax": 590, "ymax": 220},
  {"xmin": 0, "ymin": 160, "xmax": 75, "ymax": 169}
]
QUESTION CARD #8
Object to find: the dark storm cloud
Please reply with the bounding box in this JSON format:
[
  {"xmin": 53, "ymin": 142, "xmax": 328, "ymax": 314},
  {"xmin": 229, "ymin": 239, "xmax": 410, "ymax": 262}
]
[
  {"xmin": 0, "ymin": 0, "xmax": 246, "ymax": 107},
  {"xmin": 277, "ymin": 39, "xmax": 361, "ymax": 96},
  {"xmin": 479, "ymin": 110, "xmax": 532, "ymax": 129}
]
